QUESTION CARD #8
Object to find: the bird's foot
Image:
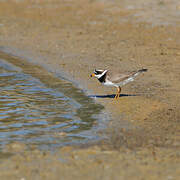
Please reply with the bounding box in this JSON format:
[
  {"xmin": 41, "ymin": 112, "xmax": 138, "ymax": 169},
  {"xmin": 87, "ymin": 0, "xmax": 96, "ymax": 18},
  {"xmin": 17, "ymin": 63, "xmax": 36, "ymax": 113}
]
[{"xmin": 114, "ymin": 93, "xmax": 120, "ymax": 99}]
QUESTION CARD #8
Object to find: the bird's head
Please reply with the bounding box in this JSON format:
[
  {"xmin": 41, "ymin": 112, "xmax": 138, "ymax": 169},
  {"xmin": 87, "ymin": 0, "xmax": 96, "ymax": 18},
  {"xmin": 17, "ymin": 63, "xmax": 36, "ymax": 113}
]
[{"xmin": 90, "ymin": 69, "xmax": 108, "ymax": 79}]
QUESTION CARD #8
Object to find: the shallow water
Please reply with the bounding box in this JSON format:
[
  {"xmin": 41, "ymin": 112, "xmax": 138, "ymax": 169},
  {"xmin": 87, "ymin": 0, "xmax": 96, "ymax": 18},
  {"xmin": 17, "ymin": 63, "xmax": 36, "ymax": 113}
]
[{"xmin": 0, "ymin": 52, "xmax": 105, "ymax": 151}]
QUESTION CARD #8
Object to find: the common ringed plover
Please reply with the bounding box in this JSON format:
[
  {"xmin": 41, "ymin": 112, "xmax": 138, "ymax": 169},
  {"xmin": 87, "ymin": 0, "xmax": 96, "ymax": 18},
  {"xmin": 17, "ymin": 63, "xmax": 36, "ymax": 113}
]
[{"xmin": 90, "ymin": 68, "xmax": 147, "ymax": 99}]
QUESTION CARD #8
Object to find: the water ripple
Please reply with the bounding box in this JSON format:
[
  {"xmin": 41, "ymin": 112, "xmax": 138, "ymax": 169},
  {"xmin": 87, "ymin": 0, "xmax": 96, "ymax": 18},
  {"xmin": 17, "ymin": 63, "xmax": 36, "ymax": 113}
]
[{"xmin": 0, "ymin": 57, "xmax": 104, "ymax": 151}]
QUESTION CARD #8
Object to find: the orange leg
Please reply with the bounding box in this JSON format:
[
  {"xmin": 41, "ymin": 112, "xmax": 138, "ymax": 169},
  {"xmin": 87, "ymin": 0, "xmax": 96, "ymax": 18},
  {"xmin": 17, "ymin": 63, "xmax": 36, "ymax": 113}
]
[{"xmin": 115, "ymin": 86, "xmax": 121, "ymax": 99}]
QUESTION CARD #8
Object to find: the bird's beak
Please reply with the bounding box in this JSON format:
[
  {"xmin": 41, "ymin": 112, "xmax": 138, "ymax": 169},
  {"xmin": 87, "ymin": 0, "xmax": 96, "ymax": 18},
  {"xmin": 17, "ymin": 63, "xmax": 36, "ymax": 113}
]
[{"xmin": 90, "ymin": 73, "xmax": 95, "ymax": 77}]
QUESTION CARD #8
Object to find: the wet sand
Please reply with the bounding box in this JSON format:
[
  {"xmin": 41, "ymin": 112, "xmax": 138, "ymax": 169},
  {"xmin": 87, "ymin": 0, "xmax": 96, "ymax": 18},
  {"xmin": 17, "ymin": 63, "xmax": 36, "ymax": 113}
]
[{"xmin": 0, "ymin": 0, "xmax": 180, "ymax": 179}]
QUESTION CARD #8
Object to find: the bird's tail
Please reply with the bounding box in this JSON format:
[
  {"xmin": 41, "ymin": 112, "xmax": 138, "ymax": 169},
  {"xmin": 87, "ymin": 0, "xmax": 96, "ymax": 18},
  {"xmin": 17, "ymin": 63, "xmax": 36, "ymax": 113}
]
[
  {"xmin": 138, "ymin": 68, "xmax": 148, "ymax": 73},
  {"xmin": 132, "ymin": 68, "xmax": 148, "ymax": 79}
]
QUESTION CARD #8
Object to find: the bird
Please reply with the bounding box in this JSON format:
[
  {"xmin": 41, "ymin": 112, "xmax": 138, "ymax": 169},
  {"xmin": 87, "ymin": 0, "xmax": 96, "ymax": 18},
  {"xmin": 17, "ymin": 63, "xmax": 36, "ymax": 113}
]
[{"xmin": 90, "ymin": 68, "xmax": 148, "ymax": 99}]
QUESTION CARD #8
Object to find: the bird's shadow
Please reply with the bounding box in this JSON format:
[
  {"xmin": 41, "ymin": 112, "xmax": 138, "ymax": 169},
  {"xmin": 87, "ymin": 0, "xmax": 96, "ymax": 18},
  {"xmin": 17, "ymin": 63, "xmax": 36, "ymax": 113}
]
[{"xmin": 88, "ymin": 93, "xmax": 138, "ymax": 99}]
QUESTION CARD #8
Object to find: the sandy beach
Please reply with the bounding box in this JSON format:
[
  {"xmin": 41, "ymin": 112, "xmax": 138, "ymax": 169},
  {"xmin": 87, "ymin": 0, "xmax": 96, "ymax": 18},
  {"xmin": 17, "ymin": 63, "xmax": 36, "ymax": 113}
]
[{"xmin": 0, "ymin": 0, "xmax": 179, "ymax": 179}]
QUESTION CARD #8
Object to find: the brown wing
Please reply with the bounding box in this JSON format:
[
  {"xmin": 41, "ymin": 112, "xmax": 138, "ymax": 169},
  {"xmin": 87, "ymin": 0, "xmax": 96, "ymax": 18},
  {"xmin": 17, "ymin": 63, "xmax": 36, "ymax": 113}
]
[{"xmin": 107, "ymin": 71, "xmax": 137, "ymax": 84}]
